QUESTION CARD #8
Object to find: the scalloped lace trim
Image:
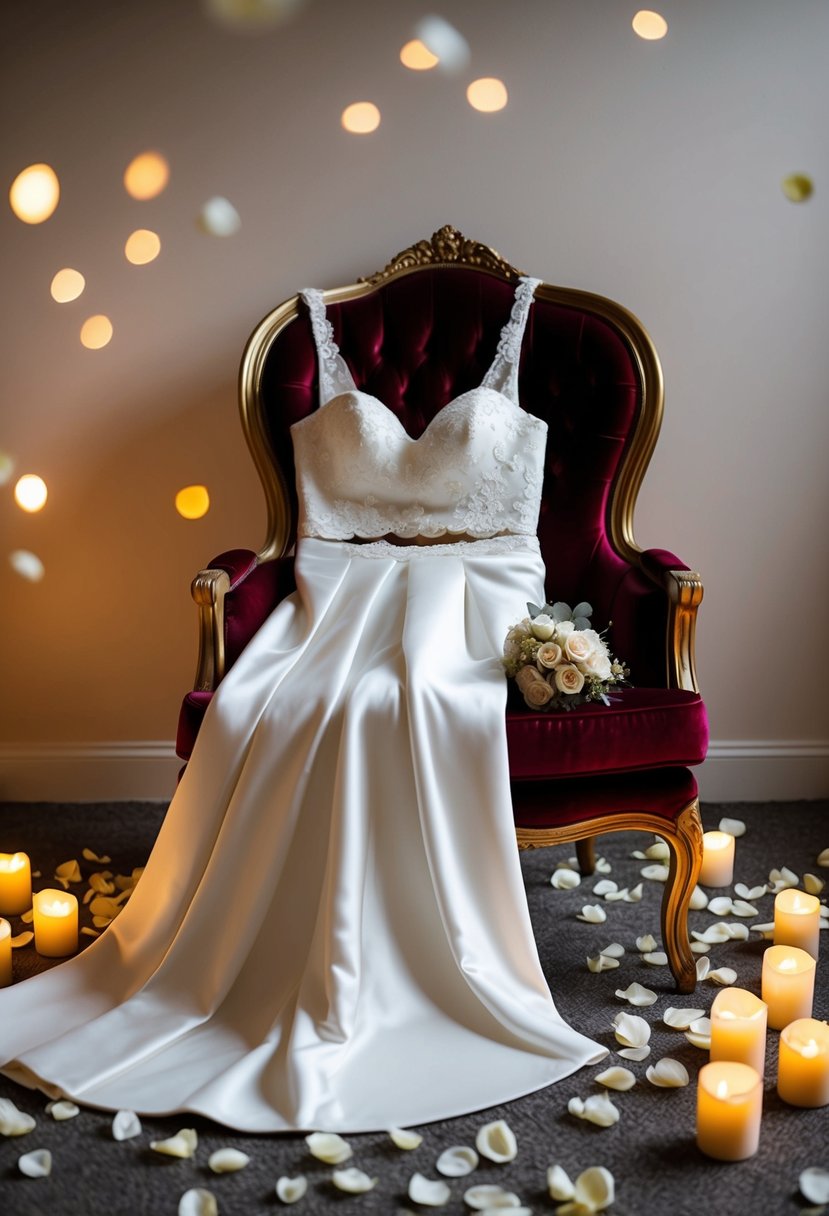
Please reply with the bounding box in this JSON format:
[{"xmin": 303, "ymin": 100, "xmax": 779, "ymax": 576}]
[{"xmin": 310, "ymin": 534, "xmax": 541, "ymax": 561}]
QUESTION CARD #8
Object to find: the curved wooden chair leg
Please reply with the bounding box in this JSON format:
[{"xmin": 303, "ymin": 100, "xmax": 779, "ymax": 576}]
[
  {"xmin": 576, "ymin": 837, "xmax": 596, "ymax": 876},
  {"xmin": 659, "ymin": 799, "xmax": 704, "ymax": 993}
]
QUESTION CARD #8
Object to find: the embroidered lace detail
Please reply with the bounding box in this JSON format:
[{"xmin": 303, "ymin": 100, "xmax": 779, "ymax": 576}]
[
  {"xmin": 480, "ymin": 276, "xmax": 541, "ymax": 402},
  {"xmin": 301, "ymin": 288, "xmax": 358, "ymax": 404},
  {"xmin": 323, "ymin": 534, "xmax": 541, "ymax": 562}
]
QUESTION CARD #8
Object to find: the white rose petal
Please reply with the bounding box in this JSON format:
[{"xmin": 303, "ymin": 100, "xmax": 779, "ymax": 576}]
[
  {"xmin": 480, "ymin": 1208, "xmax": 532, "ymax": 1216},
  {"xmin": 332, "ymin": 1167, "xmax": 377, "ymax": 1193},
  {"xmin": 18, "ymin": 1148, "xmax": 52, "ymax": 1178},
  {"xmin": 800, "ymin": 1167, "xmax": 829, "ymax": 1205},
  {"xmin": 595, "ymin": 857, "xmax": 612, "ymax": 874},
  {"xmin": 707, "ymin": 967, "xmax": 738, "ymax": 986},
  {"xmin": 577, "ymin": 904, "xmax": 607, "ymax": 924},
  {"xmin": 574, "ymin": 1166, "xmax": 615, "ymax": 1212},
  {"xmin": 690, "ymin": 942, "xmax": 711, "ymax": 954},
  {"xmin": 612, "ymin": 1011, "xmax": 651, "ymax": 1048},
  {"xmin": 751, "ymin": 922, "xmax": 775, "ymax": 940},
  {"xmin": 707, "ymin": 896, "xmax": 735, "ymax": 916},
  {"xmin": 568, "ymin": 1092, "xmax": 620, "ymax": 1128},
  {"xmin": 624, "ymin": 884, "xmax": 644, "ymax": 903},
  {"xmin": 803, "ymin": 873, "xmax": 825, "ymax": 896},
  {"xmin": 436, "ymin": 1145, "xmax": 478, "ymax": 1176},
  {"xmin": 208, "ymin": 1148, "xmax": 250, "ymax": 1173},
  {"xmin": 617, "ymin": 1045, "xmax": 651, "ymax": 1061},
  {"xmin": 817, "ymin": 849, "xmax": 829, "ymax": 868},
  {"xmin": 604, "ymin": 887, "xmax": 630, "ymax": 903},
  {"xmin": 636, "ymin": 934, "xmax": 658, "ymax": 953},
  {"xmin": 390, "ymin": 1127, "xmax": 423, "ymax": 1150},
  {"xmin": 275, "ymin": 1175, "xmax": 308, "ymax": 1204},
  {"xmin": 642, "ymin": 951, "xmax": 668, "ymax": 966},
  {"xmin": 631, "ymin": 840, "xmax": 670, "ymax": 861},
  {"xmin": 151, "ymin": 1129, "xmax": 198, "ymax": 1158},
  {"xmin": 696, "ymin": 957, "xmax": 711, "ymax": 981},
  {"xmin": 689, "ymin": 885, "xmax": 709, "ymax": 910},
  {"xmin": 0, "ymin": 1099, "xmax": 36, "ymax": 1136},
  {"xmin": 555, "ymin": 857, "xmax": 580, "ymax": 872},
  {"xmin": 82, "ymin": 848, "xmax": 112, "ymax": 863},
  {"xmin": 178, "ymin": 1189, "xmax": 217, "ymax": 1216},
  {"xmin": 735, "ymin": 882, "xmax": 768, "ymax": 901},
  {"xmin": 691, "ymin": 924, "xmax": 731, "ymax": 944},
  {"xmin": 305, "ymin": 1131, "xmax": 352, "ymax": 1163},
  {"xmin": 718, "ymin": 818, "xmax": 746, "ymax": 837},
  {"xmin": 409, "ymin": 1173, "xmax": 451, "ymax": 1206},
  {"xmin": 646, "ymin": 1058, "xmax": 690, "ymax": 1088},
  {"xmin": 723, "ymin": 923, "xmax": 750, "ymax": 941},
  {"xmin": 685, "ymin": 1016, "xmax": 713, "ymax": 1049},
  {"xmin": 55, "ymin": 860, "xmax": 82, "ymax": 883},
  {"xmin": 547, "ymin": 1164, "xmax": 575, "ymax": 1201},
  {"xmin": 768, "ymin": 866, "xmax": 799, "ymax": 892},
  {"xmin": 463, "ymin": 1183, "xmax": 522, "ymax": 1209},
  {"xmin": 112, "ymin": 1110, "xmax": 142, "ymax": 1140},
  {"xmin": 551, "ymin": 869, "xmax": 581, "ymax": 890},
  {"xmin": 475, "ymin": 1119, "xmax": 517, "ymax": 1163},
  {"xmin": 10, "ymin": 931, "xmax": 34, "ymax": 948},
  {"xmin": 663, "ymin": 1007, "xmax": 706, "ymax": 1029},
  {"xmin": 615, "ymin": 982, "xmax": 658, "ymax": 1007},
  {"xmin": 732, "ymin": 900, "xmax": 759, "ymax": 918},
  {"xmin": 588, "ymin": 953, "xmax": 619, "ymax": 972},
  {"xmin": 593, "ymin": 879, "xmax": 617, "ymax": 897},
  {"xmin": 594, "ymin": 1066, "xmax": 636, "ymax": 1091},
  {"xmin": 20, "ymin": 909, "xmax": 34, "ymax": 923},
  {"xmin": 46, "ymin": 1100, "xmax": 79, "ymax": 1121},
  {"xmin": 600, "ymin": 942, "xmax": 626, "ymax": 958},
  {"xmin": 641, "ymin": 864, "xmax": 669, "ymax": 882}
]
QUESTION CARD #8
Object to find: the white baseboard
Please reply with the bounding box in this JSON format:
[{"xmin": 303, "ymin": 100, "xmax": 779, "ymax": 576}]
[{"xmin": 0, "ymin": 740, "xmax": 827, "ymax": 804}]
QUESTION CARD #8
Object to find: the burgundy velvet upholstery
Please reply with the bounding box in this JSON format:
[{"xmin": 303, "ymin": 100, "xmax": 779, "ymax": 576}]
[{"xmin": 512, "ymin": 767, "xmax": 699, "ymax": 830}]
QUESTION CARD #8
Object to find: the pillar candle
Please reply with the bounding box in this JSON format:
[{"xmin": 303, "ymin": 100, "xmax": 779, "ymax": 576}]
[
  {"xmin": 33, "ymin": 889, "xmax": 78, "ymax": 958},
  {"xmin": 761, "ymin": 945, "xmax": 816, "ymax": 1030},
  {"xmin": 0, "ymin": 918, "xmax": 12, "ymax": 987},
  {"xmin": 696, "ymin": 1061, "xmax": 762, "ymax": 1161},
  {"xmin": 0, "ymin": 852, "xmax": 32, "ymax": 916},
  {"xmin": 710, "ymin": 987, "xmax": 768, "ymax": 1076},
  {"xmin": 777, "ymin": 1018, "xmax": 829, "ymax": 1107},
  {"xmin": 699, "ymin": 831, "xmax": 735, "ymax": 887},
  {"xmin": 774, "ymin": 888, "xmax": 820, "ymax": 959}
]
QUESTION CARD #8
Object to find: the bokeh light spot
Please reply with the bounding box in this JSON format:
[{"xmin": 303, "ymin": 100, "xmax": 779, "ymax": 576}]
[
  {"xmin": 14, "ymin": 474, "xmax": 48, "ymax": 513},
  {"xmin": 414, "ymin": 16, "xmax": 470, "ymax": 71},
  {"xmin": 80, "ymin": 315, "xmax": 113, "ymax": 350},
  {"xmin": 50, "ymin": 268, "xmax": 86, "ymax": 303},
  {"xmin": 341, "ymin": 102, "xmax": 381, "ymax": 134},
  {"xmin": 205, "ymin": 0, "xmax": 307, "ymax": 29},
  {"xmin": 125, "ymin": 229, "xmax": 161, "ymax": 264},
  {"xmin": 124, "ymin": 152, "xmax": 170, "ymax": 200},
  {"xmin": 466, "ymin": 77, "xmax": 508, "ymax": 113},
  {"xmin": 197, "ymin": 197, "xmax": 242, "ymax": 236},
  {"xmin": 0, "ymin": 451, "xmax": 15, "ymax": 486},
  {"xmin": 632, "ymin": 10, "xmax": 668, "ymax": 40},
  {"xmin": 175, "ymin": 485, "xmax": 210, "ymax": 520},
  {"xmin": 9, "ymin": 550, "xmax": 45, "ymax": 582},
  {"xmin": 9, "ymin": 164, "xmax": 60, "ymax": 224},
  {"xmin": 781, "ymin": 173, "xmax": 814, "ymax": 202},
  {"xmin": 400, "ymin": 39, "xmax": 439, "ymax": 70}
]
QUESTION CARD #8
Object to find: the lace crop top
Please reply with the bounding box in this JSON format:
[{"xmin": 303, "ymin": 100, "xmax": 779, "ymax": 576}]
[{"xmin": 290, "ymin": 276, "xmax": 547, "ymax": 541}]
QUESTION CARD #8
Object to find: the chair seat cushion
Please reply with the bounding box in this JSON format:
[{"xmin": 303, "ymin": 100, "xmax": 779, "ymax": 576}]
[
  {"xmin": 506, "ymin": 687, "xmax": 708, "ymax": 780},
  {"xmin": 512, "ymin": 765, "xmax": 699, "ymax": 829}
]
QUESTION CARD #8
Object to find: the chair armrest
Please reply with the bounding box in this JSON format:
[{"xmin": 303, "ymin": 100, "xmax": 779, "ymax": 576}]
[{"xmin": 639, "ymin": 549, "xmax": 704, "ymax": 693}]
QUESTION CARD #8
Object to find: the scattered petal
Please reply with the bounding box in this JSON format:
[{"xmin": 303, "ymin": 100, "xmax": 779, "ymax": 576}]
[
  {"xmin": 551, "ymin": 869, "xmax": 581, "ymax": 890},
  {"xmin": 409, "ymin": 1173, "xmax": 451, "ymax": 1206},
  {"xmin": 208, "ymin": 1148, "xmax": 250, "ymax": 1173},
  {"xmin": 568, "ymin": 1092, "xmax": 620, "ymax": 1128},
  {"xmin": 577, "ymin": 904, "xmax": 607, "ymax": 924},
  {"xmin": 646, "ymin": 1058, "xmax": 690, "ymax": 1087},
  {"xmin": 574, "ymin": 1165, "xmax": 615, "ymax": 1212},
  {"xmin": 768, "ymin": 866, "xmax": 800, "ymax": 892},
  {"xmin": 81, "ymin": 927, "xmax": 101, "ymax": 938},
  {"xmin": 82, "ymin": 848, "xmax": 111, "ymax": 863},
  {"xmin": 817, "ymin": 848, "xmax": 829, "ymax": 868},
  {"xmin": 0, "ymin": 1098, "xmax": 36, "ymax": 1136},
  {"xmin": 18, "ymin": 1148, "xmax": 52, "ymax": 1177},
  {"xmin": 595, "ymin": 857, "xmax": 612, "ymax": 874},
  {"xmin": 732, "ymin": 900, "xmax": 759, "ymax": 918},
  {"xmin": 641, "ymin": 864, "xmax": 669, "ymax": 882},
  {"xmin": 605, "ymin": 887, "xmax": 630, "ymax": 903},
  {"xmin": 803, "ymin": 873, "xmax": 825, "ymax": 896},
  {"xmin": 690, "ymin": 942, "xmax": 711, "ymax": 954},
  {"xmin": 800, "ymin": 1167, "xmax": 829, "ymax": 1205},
  {"xmin": 475, "ymin": 1119, "xmax": 517, "ymax": 1163},
  {"xmin": 21, "ymin": 909, "xmax": 34, "ymax": 924},
  {"xmin": 707, "ymin": 967, "xmax": 738, "ymax": 986},
  {"xmin": 592, "ymin": 879, "xmax": 617, "ymax": 897},
  {"xmin": 642, "ymin": 951, "xmax": 668, "ymax": 966},
  {"xmin": 93, "ymin": 917, "xmax": 113, "ymax": 929},
  {"xmin": 735, "ymin": 882, "xmax": 768, "ymax": 901},
  {"xmin": 632, "ymin": 840, "xmax": 670, "ymax": 861},
  {"xmin": 685, "ymin": 1020, "xmax": 713, "ymax": 1049},
  {"xmin": 89, "ymin": 873, "xmax": 116, "ymax": 894},
  {"xmin": 707, "ymin": 896, "xmax": 735, "ymax": 916},
  {"xmin": 635, "ymin": 934, "xmax": 658, "ymax": 953},
  {"xmin": 178, "ymin": 1190, "xmax": 217, "ymax": 1216},
  {"xmin": 463, "ymin": 1183, "xmax": 522, "ymax": 1209},
  {"xmin": 10, "ymin": 931, "xmax": 34, "ymax": 948},
  {"xmin": 692, "ymin": 924, "xmax": 731, "ymax": 944},
  {"xmin": 600, "ymin": 942, "xmax": 626, "ymax": 958},
  {"xmin": 332, "ymin": 1167, "xmax": 377, "ymax": 1193},
  {"xmin": 612, "ymin": 1011, "xmax": 651, "ymax": 1048},
  {"xmin": 555, "ymin": 857, "xmax": 580, "ymax": 872},
  {"xmin": 436, "ymin": 1145, "xmax": 478, "ymax": 1176},
  {"xmin": 615, "ymin": 982, "xmax": 657, "ymax": 1007},
  {"xmin": 718, "ymin": 818, "xmax": 746, "ymax": 837},
  {"xmin": 46, "ymin": 1100, "xmax": 79, "ymax": 1121},
  {"xmin": 696, "ymin": 957, "xmax": 711, "ymax": 981},
  {"xmin": 390, "ymin": 1127, "xmax": 423, "ymax": 1150},
  {"xmin": 663, "ymin": 1007, "xmax": 706, "ymax": 1029},
  {"xmin": 617, "ymin": 1045, "xmax": 651, "ymax": 1061},
  {"xmin": 55, "ymin": 860, "xmax": 81, "ymax": 883},
  {"xmin": 112, "ymin": 1110, "xmax": 141, "ymax": 1140},
  {"xmin": 547, "ymin": 1164, "xmax": 575, "ymax": 1201},
  {"xmin": 150, "ymin": 1129, "xmax": 198, "ymax": 1158},
  {"xmin": 624, "ymin": 884, "xmax": 644, "ymax": 903},
  {"xmin": 689, "ymin": 886, "xmax": 709, "ymax": 910},
  {"xmin": 275, "ymin": 1175, "xmax": 307, "ymax": 1204},
  {"xmin": 594, "ymin": 1066, "xmax": 636, "ymax": 1090},
  {"xmin": 587, "ymin": 953, "xmax": 619, "ymax": 972},
  {"xmin": 305, "ymin": 1131, "xmax": 352, "ymax": 1164},
  {"xmin": 90, "ymin": 896, "xmax": 122, "ymax": 919},
  {"xmin": 723, "ymin": 923, "xmax": 750, "ymax": 941},
  {"xmin": 751, "ymin": 922, "xmax": 775, "ymax": 940}
]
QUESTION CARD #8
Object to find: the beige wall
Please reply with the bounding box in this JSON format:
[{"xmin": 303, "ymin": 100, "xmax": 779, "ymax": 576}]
[{"xmin": 1, "ymin": 0, "xmax": 827, "ymax": 797}]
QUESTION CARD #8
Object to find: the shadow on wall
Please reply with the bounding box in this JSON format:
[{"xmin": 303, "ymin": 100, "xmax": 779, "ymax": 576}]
[{"xmin": 0, "ymin": 376, "xmax": 267, "ymax": 743}]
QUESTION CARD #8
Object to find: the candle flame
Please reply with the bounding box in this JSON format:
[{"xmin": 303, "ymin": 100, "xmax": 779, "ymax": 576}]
[
  {"xmin": 778, "ymin": 958, "xmax": 798, "ymax": 972},
  {"xmin": 0, "ymin": 853, "xmax": 27, "ymax": 873},
  {"xmin": 41, "ymin": 900, "xmax": 71, "ymax": 917},
  {"xmin": 0, "ymin": 920, "xmax": 10, "ymax": 940},
  {"xmin": 718, "ymin": 1010, "xmax": 737, "ymax": 1020},
  {"xmin": 715, "ymin": 1080, "xmax": 729, "ymax": 1099},
  {"xmin": 799, "ymin": 1039, "xmax": 820, "ymax": 1059}
]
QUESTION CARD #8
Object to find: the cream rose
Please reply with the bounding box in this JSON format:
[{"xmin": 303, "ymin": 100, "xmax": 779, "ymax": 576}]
[
  {"xmin": 554, "ymin": 664, "xmax": 585, "ymax": 694},
  {"xmin": 536, "ymin": 641, "xmax": 563, "ymax": 670},
  {"xmin": 583, "ymin": 648, "xmax": 612, "ymax": 680},
  {"xmin": 554, "ymin": 620, "xmax": 575, "ymax": 641},
  {"xmin": 522, "ymin": 674, "xmax": 554, "ymax": 708},
  {"xmin": 530, "ymin": 613, "xmax": 556, "ymax": 641},
  {"xmin": 515, "ymin": 665, "xmax": 544, "ymax": 695},
  {"xmin": 564, "ymin": 631, "xmax": 596, "ymax": 663}
]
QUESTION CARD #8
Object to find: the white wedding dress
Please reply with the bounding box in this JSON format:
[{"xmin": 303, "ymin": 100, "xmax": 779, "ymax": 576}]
[{"xmin": 0, "ymin": 277, "xmax": 605, "ymax": 1132}]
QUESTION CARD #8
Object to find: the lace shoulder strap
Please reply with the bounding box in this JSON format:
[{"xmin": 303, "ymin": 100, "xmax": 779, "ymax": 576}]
[
  {"xmin": 300, "ymin": 288, "xmax": 358, "ymax": 406},
  {"xmin": 480, "ymin": 275, "xmax": 541, "ymax": 403}
]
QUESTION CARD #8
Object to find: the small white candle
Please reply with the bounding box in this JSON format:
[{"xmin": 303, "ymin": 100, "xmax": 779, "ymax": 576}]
[
  {"xmin": 696, "ymin": 1061, "xmax": 762, "ymax": 1161},
  {"xmin": 777, "ymin": 1018, "xmax": 829, "ymax": 1107},
  {"xmin": 0, "ymin": 851, "xmax": 32, "ymax": 915},
  {"xmin": 710, "ymin": 987, "xmax": 768, "ymax": 1077},
  {"xmin": 699, "ymin": 831, "xmax": 735, "ymax": 887},
  {"xmin": 774, "ymin": 888, "xmax": 820, "ymax": 959},
  {"xmin": 761, "ymin": 944, "xmax": 816, "ymax": 1030},
  {"xmin": 0, "ymin": 918, "xmax": 12, "ymax": 987},
  {"xmin": 33, "ymin": 889, "xmax": 78, "ymax": 958}
]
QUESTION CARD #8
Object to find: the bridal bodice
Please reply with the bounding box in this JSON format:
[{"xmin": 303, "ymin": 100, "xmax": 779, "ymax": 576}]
[{"xmin": 290, "ymin": 277, "xmax": 548, "ymax": 541}]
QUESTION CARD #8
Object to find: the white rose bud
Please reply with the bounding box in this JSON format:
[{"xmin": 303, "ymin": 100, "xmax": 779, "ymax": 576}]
[
  {"xmin": 554, "ymin": 664, "xmax": 585, "ymax": 694},
  {"xmin": 536, "ymin": 641, "xmax": 563, "ymax": 670},
  {"xmin": 564, "ymin": 631, "xmax": 595, "ymax": 663},
  {"xmin": 555, "ymin": 620, "xmax": 575, "ymax": 641},
  {"xmin": 530, "ymin": 613, "xmax": 556, "ymax": 640}
]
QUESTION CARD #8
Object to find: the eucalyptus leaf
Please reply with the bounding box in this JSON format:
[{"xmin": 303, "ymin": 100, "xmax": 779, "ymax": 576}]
[
  {"xmin": 551, "ymin": 601, "xmax": 573, "ymax": 622},
  {"xmin": 526, "ymin": 602, "xmax": 543, "ymax": 618},
  {"xmin": 573, "ymin": 616, "xmax": 592, "ymax": 630},
  {"xmin": 573, "ymin": 601, "xmax": 593, "ymax": 618}
]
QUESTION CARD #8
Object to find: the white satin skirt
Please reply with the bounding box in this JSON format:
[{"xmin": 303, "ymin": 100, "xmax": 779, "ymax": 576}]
[{"xmin": 0, "ymin": 535, "xmax": 604, "ymax": 1132}]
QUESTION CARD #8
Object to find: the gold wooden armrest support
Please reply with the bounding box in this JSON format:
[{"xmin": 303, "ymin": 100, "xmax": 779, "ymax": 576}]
[
  {"xmin": 664, "ymin": 569, "xmax": 704, "ymax": 692},
  {"xmin": 517, "ymin": 798, "xmax": 704, "ymax": 993},
  {"xmin": 191, "ymin": 568, "xmax": 231, "ymax": 692}
]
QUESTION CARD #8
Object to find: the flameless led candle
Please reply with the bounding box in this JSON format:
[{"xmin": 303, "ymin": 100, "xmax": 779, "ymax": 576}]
[
  {"xmin": 774, "ymin": 888, "xmax": 820, "ymax": 959},
  {"xmin": 33, "ymin": 889, "xmax": 78, "ymax": 957},
  {"xmin": 761, "ymin": 945, "xmax": 816, "ymax": 1030},
  {"xmin": 0, "ymin": 918, "xmax": 12, "ymax": 987},
  {"xmin": 696, "ymin": 1061, "xmax": 762, "ymax": 1161},
  {"xmin": 777, "ymin": 1018, "xmax": 829, "ymax": 1107},
  {"xmin": 0, "ymin": 852, "xmax": 32, "ymax": 915},
  {"xmin": 710, "ymin": 987, "xmax": 768, "ymax": 1076},
  {"xmin": 699, "ymin": 831, "xmax": 735, "ymax": 887}
]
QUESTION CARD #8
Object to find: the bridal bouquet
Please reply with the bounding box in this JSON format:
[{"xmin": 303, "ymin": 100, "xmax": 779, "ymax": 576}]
[{"xmin": 502, "ymin": 600, "xmax": 630, "ymax": 711}]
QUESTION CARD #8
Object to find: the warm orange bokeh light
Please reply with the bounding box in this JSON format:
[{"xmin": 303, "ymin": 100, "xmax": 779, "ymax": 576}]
[
  {"xmin": 175, "ymin": 485, "xmax": 210, "ymax": 520},
  {"xmin": 80, "ymin": 315, "xmax": 113, "ymax": 350},
  {"xmin": 632, "ymin": 10, "xmax": 668, "ymax": 40},
  {"xmin": 14, "ymin": 474, "xmax": 48, "ymax": 513},
  {"xmin": 125, "ymin": 229, "xmax": 161, "ymax": 265},
  {"xmin": 9, "ymin": 550, "xmax": 45, "ymax": 582},
  {"xmin": 50, "ymin": 268, "xmax": 86, "ymax": 303},
  {"xmin": 9, "ymin": 163, "xmax": 60, "ymax": 223},
  {"xmin": 341, "ymin": 102, "xmax": 381, "ymax": 134},
  {"xmin": 123, "ymin": 152, "xmax": 170, "ymax": 200},
  {"xmin": 466, "ymin": 77, "xmax": 508, "ymax": 113},
  {"xmin": 400, "ymin": 39, "xmax": 439, "ymax": 70}
]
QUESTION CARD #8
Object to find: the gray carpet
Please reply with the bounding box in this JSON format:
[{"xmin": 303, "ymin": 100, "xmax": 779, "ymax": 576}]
[{"xmin": 0, "ymin": 799, "xmax": 826, "ymax": 1216}]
